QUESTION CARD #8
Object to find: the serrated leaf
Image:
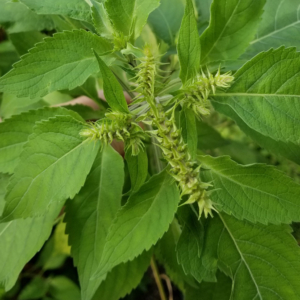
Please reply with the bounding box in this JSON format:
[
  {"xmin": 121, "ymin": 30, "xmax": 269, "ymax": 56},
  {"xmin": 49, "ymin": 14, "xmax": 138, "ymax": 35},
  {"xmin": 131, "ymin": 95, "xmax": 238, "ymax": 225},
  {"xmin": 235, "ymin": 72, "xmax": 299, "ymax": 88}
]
[
  {"xmin": 0, "ymin": 30, "xmax": 113, "ymax": 98},
  {"xmin": 180, "ymin": 107, "xmax": 197, "ymax": 159},
  {"xmin": 0, "ymin": 107, "xmax": 83, "ymax": 174},
  {"xmin": 94, "ymin": 170, "xmax": 180, "ymax": 278},
  {"xmin": 213, "ymin": 47, "xmax": 300, "ymax": 164},
  {"xmin": 0, "ymin": 1, "xmax": 55, "ymax": 34},
  {"xmin": 94, "ymin": 51, "xmax": 129, "ymax": 113},
  {"xmin": 125, "ymin": 149, "xmax": 148, "ymax": 193},
  {"xmin": 20, "ymin": 0, "xmax": 92, "ymax": 23},
  {"xmin": 185, "ymin": 271, "xmax": 232, "ymax": 300},
  {"xmin": 216, "ymin": 213, "xmax": 300, "ymax": 300},
  {"xmin": 1, "ymin": 115, "xmax": 100, "ymax": 221},
  {"xmin": 0, "ymin": 173, "xmax": 62, "ymax": 290},
  {"xmin": 200, "ymin": 155, "xmax": 300, "ymax": 224},
  {"xmin": 65, "ymin": 145, "xmax": 124, "ymax": 300},
  {"xmin": 177, "ymin": 0, "xmax": 201, "ymax": 84},
  {"xmin": 200, "ymin": 0, "xmax": 265, "ymax": 64},
  {"xmin": 176, "ymin": 207, "xmax": 204, "ymax": 281},
  {"xmin": 105, "ymin": 0, "xmax": 160, "ymax": 39},
  {"xmin": 243, "ymin": 0, "xmax": 300, "ymax": 59},
  {"xmin": 148, "ymin": 0, "xmax": 184, "ymax": 45},
  {"xmin": 92, "ymin": 251, "xmax": 151, "ymax": 300}
]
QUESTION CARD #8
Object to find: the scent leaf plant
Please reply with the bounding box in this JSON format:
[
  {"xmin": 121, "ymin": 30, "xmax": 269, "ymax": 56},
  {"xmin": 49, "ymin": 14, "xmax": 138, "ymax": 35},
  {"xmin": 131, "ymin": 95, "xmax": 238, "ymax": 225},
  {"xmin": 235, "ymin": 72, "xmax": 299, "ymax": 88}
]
[{"xmin": 1, "ymin": 0, "xmax": 300, "ymax": 299}]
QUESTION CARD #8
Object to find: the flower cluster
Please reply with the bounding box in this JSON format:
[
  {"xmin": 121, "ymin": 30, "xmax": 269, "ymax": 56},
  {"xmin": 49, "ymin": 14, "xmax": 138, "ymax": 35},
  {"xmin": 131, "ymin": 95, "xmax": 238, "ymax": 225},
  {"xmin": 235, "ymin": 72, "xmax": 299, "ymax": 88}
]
[{"xmin": 80, "ymin": 112, "xmax": 145, "ymax": 155}]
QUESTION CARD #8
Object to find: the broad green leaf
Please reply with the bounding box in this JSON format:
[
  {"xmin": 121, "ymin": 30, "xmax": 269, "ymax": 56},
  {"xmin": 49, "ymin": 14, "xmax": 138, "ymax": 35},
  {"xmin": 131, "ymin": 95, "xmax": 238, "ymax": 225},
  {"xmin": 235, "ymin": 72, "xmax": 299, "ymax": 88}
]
[
  {"xmin": 92, "ymin": 251, "xmax": 151, "ymax": 300},
  {"xmin": 105, "ymin": 0, "xmax": 160, "ymax": 39},
  {"xmin": 0, "ymin": 107, "xmax": 83, "ymax": 174},
  {"xmin": 20, "ymin": 0, "xmax": 92, "ymax": 23},
  {"xmin": 66, "ymin": 104, "xmax": 105, "ymax": 121},
  {"xmin": 200, "ymin": 0, "xmax": 265, "ymax": 64},
  {"xmin": 185, "ymin": 271, "xmax": 232, "ymax": 300},
  {"xmin": 216, "ymin": 213, "xmax": 300, "ymax": 300},
  {"xmin": 213, "ymin": 47, "xmax": 300, "ymax": 164},
  {"xmin": 65, "ymin": 146, "xmax": 124, "ymax": 300},
  {"xmin": 176, "ymin": 207, "xmax": 204, "ymax": 281},
  {"xmin": 0, "ymin": 174, "xmax": 10, "ymax": 213},
  {"xmin": 0, "ymin": 1, "xmax": 55, "ymax": 34},
  {"xmin": 0, "ymin": 177, "xmax": 62, "ymax": 291},
  {"xmin": 148, "ymin": 0, "xmax": 184, "ymax": 45},
  {"xmin": 9, "ymin": 31, "xmax": 45, "ymax": 56},
  {"xmin": 94, "ymin": 170, "xmax": 180, "ymax": 278},
  {"xmin": 177, "ymin": 0, "xmax": 201, "ymax": 84},
  {"xmin": 0, "ymin": 93, "xmax": 48, "ymax": 119},
  {"xmin": 155, "ymin": 221, "xmax": 197, "ymax": 290},
  {"xmin": 180, "ymin": 107, "xmax": 197, "ymax": 159},
  {"xmin": 1, "ymin": 115, "xmax": 100, "ymax": 221},
  {"xmin": 94, "ymin": 52, "xmax": 129, "ymax": 113},
  {"xmin": 125, "ymin": 149, "xmax": 148, "ymax": 193},
  {"xmin": 0, "ymin": 30, "xmax": 113, "ymax": 98},
  {"xmin": 48, "ymin": 276, "xmax": 81, "ymax": 300},
  {"xmin": 243, "ymin": 0, "xmax": 300, "ymax": 59},
  {"xmin": 200, "ymin": 155, "xmax": 300, "ymax": 224},
  {"xmin": 196, "ymin": 120, "xmax": 229, "ymax": 150}
]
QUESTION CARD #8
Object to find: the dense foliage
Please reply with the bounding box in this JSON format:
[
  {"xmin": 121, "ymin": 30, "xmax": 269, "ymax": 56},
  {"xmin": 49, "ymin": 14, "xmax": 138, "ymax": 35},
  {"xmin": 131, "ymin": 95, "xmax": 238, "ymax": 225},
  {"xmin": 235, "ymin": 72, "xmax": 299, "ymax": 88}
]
[{"xmin": 1, "ymin": 0, "xmax": 300, "ymax": 299}]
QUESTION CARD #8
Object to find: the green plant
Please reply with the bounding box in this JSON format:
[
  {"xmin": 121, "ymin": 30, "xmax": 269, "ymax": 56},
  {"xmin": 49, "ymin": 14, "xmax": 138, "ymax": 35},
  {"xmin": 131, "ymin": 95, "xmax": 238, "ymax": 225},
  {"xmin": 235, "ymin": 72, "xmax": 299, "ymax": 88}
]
[{"xmin": 1, "ymin": 0, "xmax": 300, "ymax": 299}]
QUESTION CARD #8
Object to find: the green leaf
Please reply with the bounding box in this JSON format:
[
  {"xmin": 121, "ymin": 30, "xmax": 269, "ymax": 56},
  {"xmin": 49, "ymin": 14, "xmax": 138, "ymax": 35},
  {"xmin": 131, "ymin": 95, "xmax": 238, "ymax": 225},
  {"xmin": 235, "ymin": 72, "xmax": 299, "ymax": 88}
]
[
  {"xmin": 243, "ymin": 0, "xmax": 300, "ymax": 59},
  {"xmin": 94, "ymin": 51, "xmax": 129, "ymax": 113},
  {"xmin": 0, "ymin": 107, "xmax": 83, "ymax": 174},
  {"xmin": 200, "ymin": 155, "xmax": 300, "ymax": 224},
  {"xmin": 92, "ymin": 251, "xmax": 151, "ymax": 300},
  {"xmin": 0, "ymin": 174, "xmax": 10, "ymax": 213},
  {"xmin": 48, "ymin": 276, "xmax": 81, "ymax": 300},
  {"xmin": 94, "ymin": 170, "xmax": 180, "ymax": 278},
  {"xmin": 148, "ymin": 0, "xmax": 184, "ymax": 45},
  {"xmin": 200, "ymin": 0, "xmax": 265, "ymax": 64},
  {"xmin": 0, "ymin": 30, "xmax": 113, "ymax": 98},
  {"xmin": 176, "ymin": 207, "xmax": 204, "ymax": 281},
  {"xmin": 0, "ymin": 41, "xmax": 19, "ymax": 76},
  {"xmin": 180, "ymin": 107, "xmax": 197, "ymax": 159},
  {"xmin": 185, "ymin": 271, "xmax": 232, "ymax": 300},
  {"xmin": 213, "ymin": 47, "xmax": 300, "ymax": 164},
  {"xmin": 65, "ymin": 145, "xmax": 124, "ymax": 300},
  {"xmin": 1, "ymin": 115, "xmax": 100, "ymax": 221},
  {"xmin": 177, "ymin": 0, "xmax": 201, "ymax": 84},
  {"xmin": 9, "ymin": 31, "xmax": 45, "ymax": 56},
  {"xmin": 105, "ymin": 0, "xmax": 160, "ymax": 39},
  {"xmin": 18, "ymin": 277, "xmax": 48, "ymax": 300},
  {"xmin": 216, "ymin": 213, "xmax": 300, "ymax": 300},
  {"xmin": 20, "ymin": 0, "xmax": 92, "ymax": 23},
  {"xmin": 0, "ymin": 186, "xmax": 62, "ymax": 291},
  {"xmin": 196, "ymin": 120, "xmax": 229, "ymax": 150},
  {"xmin": 194, "ymin": 0, "xmax": 213, "ymax": 34},
  {"xmin": 0, "ymin": 93, "xmax": 48, "ymax": 120},
  {"xmin": 0, "ymin": 1, "xmax": 55, "ymax": 34},
  {"xmin": 125, "ymin": 149, "xmax": 148, "ymax": 193}
]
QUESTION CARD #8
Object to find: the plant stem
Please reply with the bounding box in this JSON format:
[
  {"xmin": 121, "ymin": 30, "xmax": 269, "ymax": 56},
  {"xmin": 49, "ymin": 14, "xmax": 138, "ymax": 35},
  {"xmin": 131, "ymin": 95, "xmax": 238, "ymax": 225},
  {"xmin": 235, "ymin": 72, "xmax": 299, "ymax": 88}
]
[{"xmin": 150, "ymin": 257, "xmax": 167, "ymax": 300}]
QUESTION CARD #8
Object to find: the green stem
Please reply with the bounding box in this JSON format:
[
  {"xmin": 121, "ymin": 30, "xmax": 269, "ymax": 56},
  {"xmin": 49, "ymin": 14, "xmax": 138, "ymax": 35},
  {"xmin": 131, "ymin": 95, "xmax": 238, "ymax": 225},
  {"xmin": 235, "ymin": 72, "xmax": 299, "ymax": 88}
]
[{"xmin": 150, "ymin": 257, "xmax": 167, "ymax": 300}]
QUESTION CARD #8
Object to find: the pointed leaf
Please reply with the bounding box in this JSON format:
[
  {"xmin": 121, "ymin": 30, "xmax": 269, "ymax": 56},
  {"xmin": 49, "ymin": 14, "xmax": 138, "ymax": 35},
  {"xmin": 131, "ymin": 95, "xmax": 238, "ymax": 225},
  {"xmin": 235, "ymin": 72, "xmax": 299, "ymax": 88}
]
[
  {"xmin": 94, "ymin": 171, "xmax": 180, "ymax": 278},
  {"xmin": 125, "ymin": 149, "xmax": 148, "ymax": 193},
  {"xmin": 0, "ymin": 30, "xmax": 113, "ymax": 98},
  {"xmin": 105, "ymin": 0, "xmax": 160, "ymax": 39},
  {"xmin": 177, "ymin": 0, "xmax": 201, "ymax": 84},
  {"xmin": 1, "ymin": 115, "xmax": 100, "ymax": 221},
  {"xmin": 213, "ymin": 47, "xmax": 300, "ymax": 164},
  {"xmin": 216, "ymin": 213, "xmax": 300, "ymax": 300},
  {"xmin": 200, "ymin": 155, "xmax": 300, "ymax": 224},
  {"xmin": 92, "ymin": 251, "xmax": 151, "ymax": 300},
  {"xmin": 0, "ymin": 107, "xmax": 83, "ymax": 174},
  {"xmin": 200, "ymin": 0, "xmax": 265, "ymax": 64},
  {"xmin": 65, "ymin": 145, "xmax": 124, "ymax": 300},
  {"xmin": 94, "ymin": 52, "xmax": 129, "ymax": 113}
]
